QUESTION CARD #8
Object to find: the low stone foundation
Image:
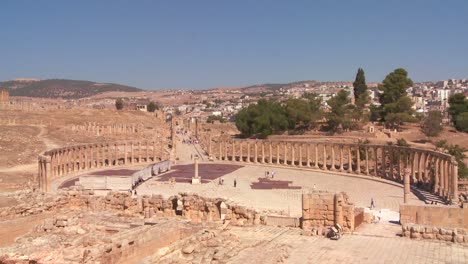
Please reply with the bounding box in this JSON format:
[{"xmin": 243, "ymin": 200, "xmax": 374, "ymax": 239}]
[{"xmin": 402, "ymin": 224, "xmax": 468, "ymax": 244}]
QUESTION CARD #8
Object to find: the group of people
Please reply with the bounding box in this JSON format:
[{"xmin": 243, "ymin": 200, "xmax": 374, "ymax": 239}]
[
  {"xmin": 265, "ymin": 171, "xmax": 275, "ymax": 178},
  {"xmin": 182, "ymin": 138, "xmax": 199, "ymax": 144},
  {"xmin": 218, "ymin": 177, "xmax": 237, "ymax": 187}
]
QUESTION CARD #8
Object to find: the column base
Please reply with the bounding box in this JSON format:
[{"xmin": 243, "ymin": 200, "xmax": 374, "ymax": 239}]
[{"xmin": 191, "ymin": 177, "xmax": 201, "ymax": 185}]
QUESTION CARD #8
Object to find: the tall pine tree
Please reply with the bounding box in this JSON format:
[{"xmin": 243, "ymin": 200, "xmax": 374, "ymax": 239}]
[{"xmin": 353, "ymin": 68, "xmax": 368, "ymax": 103}]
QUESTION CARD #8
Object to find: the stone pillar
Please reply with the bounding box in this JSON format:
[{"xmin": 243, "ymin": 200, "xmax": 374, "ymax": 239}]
[
  {"xmin": 373, "ymin": 147, "xmax": 378, "ymax": 177},
  {"xmin": 284, "ymin": 143, "xmax": 288, "ymax": 165},
  {"xmin": 444, "ymin": 159, "xmax": 449, "ymax": 198},
  {"xmin": 208, "ymin": 135, "xmax": 212, "ymax": 157},
  {"xmin": 434, "ymin": 158, "xmax": 440, "ymax": 194},
  {"xmin": 224, "ymin": 141, "xmax": 228, "ymax": 161},
  {"xmin": 356, "ymin": 145, "xmax": 361, "ymax": 174},
  {"xmin": 298, "ymin": 144, "xmax": 302, "ymax": 167},
  {"xmin": 192, "ymin": 157, "xmax": 201, "ymax": 184},
  {"xmin": 389, "ymin": 147, "xmax": 393, "ymax": 179},
  {"xmin": 314, "ymin": 144, "xmax": 319, "ymax": 169},
  {"xmin": 219, "ymin": 141, "xmax": 223, "ymax": 160},
  {"xmin": 365, "ymin": 147, "xmax": 369, "ymax": 175},
  {"xmin": 240, "ymin": 142, "xmax": 243, "ymax": 162},
  {"xmin": 247, "ymin": 142, "xmax": 251, "ymax": 163},
  {"xmin": 107, "ymin": 144, "xmax": 111, "ymax": 166},
  {"xmin": 261, "ymin": 142, "xmax": 265, "ymax": 163},
  {"xmin": 276, "ymin": 143, "xmax": 280, "ymax": 165},
  {"xmin": 254, "ymin": 143, "xmax": 258, "ymax": 163},
  {"xmin": 146, "ymin": 141, "xmax": 149, "ymax": 162},
  {"xmin": 404, "ymin": 168, "xmax": 411, "ymax": 203},
  {"xmin": 232, "ymin": 141, "xmax": 236, "ymax": 161},
  {"xmin": 322, "ymin": 144, "xmax": 327, "ymax": 170},
  {"xmin": 451, "ymin": 159, "xmax": 458, "ymax": 204},
  {"xmin": 330, "ymin": 145, "xmax": 335, "ymax": 171},
  {"xmin": 269, "ymin": 142, "xmax": 273, "ymax": 164},
  {"xmin": 138, "ymin": 142, "xmax": 142, "ymax": 163},
  {"xmin": 340, "ymin": 146, "xmax": 344, "ymax": 172},
  {"xmin": 334, "ymin": 193, "xmax": 344, "ymax": 227},
  {"xmin": 348, "ymin": 147, "xmax": 352, "ymax": 173},
  {"xmin": 291, "ymin": 144, "xmax": 295, "ymax": 166},
  {"xmin": 417, "ymin": 152, "xmax": 423, "ymax": 183},
  {"xmin": 306, "ymin": 144, "xmax": 311, "ymax": 167},
  {"xmin": 83, "ymin": 147, "xmax": 88, "ymax": 170}
]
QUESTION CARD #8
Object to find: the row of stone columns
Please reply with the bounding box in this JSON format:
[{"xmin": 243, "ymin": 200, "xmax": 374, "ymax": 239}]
[
  {"xmin": 211, "ymin": 140, "xmax": 458, "ymax": 201},
  {"xmin": 38, "ymin": 141, "xmax": 167, "ymax": 192}
]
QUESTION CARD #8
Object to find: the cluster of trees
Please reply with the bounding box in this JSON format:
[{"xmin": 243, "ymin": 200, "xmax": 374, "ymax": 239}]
[
  {"xmin": 448, "ymin": 93, "xmax": 468, "ymax": 132},
  {"xmin": 114, "ymin": 99, "xmax": 160, "ymax": 112},
  {"xmin": 236, "ymin": 68, "xmax": 417, "ymax": 138},
  {"xmin": 206, "ymin": 115, "xmax": 226, "ymax": 123}
]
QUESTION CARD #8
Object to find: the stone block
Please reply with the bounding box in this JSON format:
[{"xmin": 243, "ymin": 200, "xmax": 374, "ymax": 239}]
[{"xmin": 422, "ymin": 233, "xmax": 434, "ymax": 239}]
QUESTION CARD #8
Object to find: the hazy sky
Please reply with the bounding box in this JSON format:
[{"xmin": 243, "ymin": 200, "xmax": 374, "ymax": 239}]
[{"xmin": 1, "ymin": 0, "xmax": 467, "ymax": 89}]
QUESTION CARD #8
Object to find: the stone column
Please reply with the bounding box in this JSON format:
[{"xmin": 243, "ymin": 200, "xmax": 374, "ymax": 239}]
[
  {"xmin": 334, "ymin": 193, "xmax": 344, "ymax": 227},
  {"xmin": 107, "ymin": 144, "xmax": 111, "ymax": 166},
  {"xmin": 284, "ymin": 143, "xmax": 288, "ymax": 165},
  {"xmin": 276, "ymin": 143, "xmax": 280, "ymax": 165},
  {"xmin": 340, "ymin": 145, "xmax": 344, "ymax": 172},
  {"xmin": 314, "ymin": 144, "xmax": 319, "ymax": 169},
  {"xmin": 306, "ymin": 144, "xmax": 311, "ymax": 167},
  {"xmin": 146, "ymin": 141, "xmax": 149, "ymax": 162},
  {"xmin": 290, "ymin": 144, "xmax": 295, "ymax": 166},
  {"xmin": 365, "ymin": 147, "xmax": 369, "ymax": 175},
  {"xmin": 444, "ymin": 159, "xmax": 449, "ymax": 197},
  {"xmin": 451, "ymin": 159, "xmax": 459, "ymax": 204},
  {"xmin": 261, "ymin": 142, "xmax": 265, "ymax": 163},
  {"xmin": 269, "ymin": 142, "xmax": 273, "ymax": 164},
  {"xmin": 232, "ymin": 141, "xmax": 236, "ymax": 161},
  {"xmin": 208, "ymin": 135, "xmax": 212, "ymax": 157},
  {"xmin": 138, "ymin": 142, "xmax": 142, "ymax": 163},
  {"xmin": 83, "ymin": 147, "xmax": 88, "ymax": 170},
  {"xmin": 240, "ymin": 142, "xmax": 243, "ymax": 162},
  {"xmin": 404, "ymin": 168, "xmax": 411, "ymax": 203},
  {"xmin": 417, "ymin": 152, "xmax": 423, "ymax": 183},
  {"xmin": 247, "ymin": 142, "xmax": 251, "ymax": 163},
  {"xmin": 322, "ymin": 144, "xmax": 327, "ymax": 170},
  {"xmin": 356, "ymin": 145, "xmax": 361, "ymax": 174},
  {"xmin": 330, "ymin": 145, "xmax": 335, "ymax": 171},
  {"xmin": 434, "ymin": 158, "xmax": 440, "ymax": 194},
  {"xmin": 254, "ymin": 143, "xmax": 258, "ymax": 163},
  {"xmin": 388, "ymin": 147, "xmax": 393, "ymax": 178},
  {"xmin": 191, "ymin": 157, "xmax": 201, "ymax": 184},
  {"xmin": 374, "ymin": 147, "xmax": 378, "ymax": 177},
  {"xmin": 224, "ymin": 141, "xmax": 228, "ymax": 161},
  {"xmin": 219, "ymin": 141, "xmax": 223, "ymax": 160},
  {"xmin": 348, "ymin": 147, "xmax": 352, "ymax": 173}
]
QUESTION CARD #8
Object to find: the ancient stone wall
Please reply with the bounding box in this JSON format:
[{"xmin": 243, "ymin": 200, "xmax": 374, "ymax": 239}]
[
  {"xmin": 200, "ymin": 138, "xmax": 460, "ymax": 204},
  {"xmin": 301, "ymin": 192, "xmax": 355, "ymax": 234},
  {"xmin": 402, "ymin": 223, "xmax": 468, "ymax": 244},
  {"xmin": 1, "ymin": 191, "xmax": 263, "ymax": 227},
  {"xmin": 400, "ymin": 204, "xmax": 468, "ymax": 229},
  {"xmin": 0, "ymin": 89, "xmax": 9, "ymax": 102}
]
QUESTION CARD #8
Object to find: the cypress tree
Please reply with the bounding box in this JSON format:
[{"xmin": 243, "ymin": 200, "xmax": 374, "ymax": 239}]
[{"xmin": 353, "ymin": 68, "xmax": 368, "ymax": 103}]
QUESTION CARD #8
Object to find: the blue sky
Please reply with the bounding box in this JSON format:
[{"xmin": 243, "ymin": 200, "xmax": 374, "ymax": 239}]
[{"xmin": 1, "ymin": 0, "xmax": 467, "ymax": 89}]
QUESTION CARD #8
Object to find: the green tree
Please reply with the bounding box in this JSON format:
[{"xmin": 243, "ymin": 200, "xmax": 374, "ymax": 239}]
[
  {"xmin": 285, "ymin": 98, "xmax": 313, "ymax": 129},
  {"xmin": 421, "ymin": 110, "xmax": 443, "ymax": 137},
  {"xmin": 115, "ymin": 98, "xmax": 124, "ymax": 110},
  {"xmin": 448, "ymin": 93, "xmax": 468, "ymax": 131},
  {"xmin": 378, "ymin": 68, "xmax": 415, "ymax": 128},
  {"xmin": 455, "ymin": 112, "xmax": 468, "ymax": 132},
  {"xmin": 147, "ymin": 101, "xmax": 159, "ymax": 112},
  {"xmin": 326, "ymin": 90, "xmax": 356, "ymax": 132},
  {"xmin": 235, "ymin": 99, "xmax": 288, "ymax": 138},
  {"xmin": 352, "ymin": 68, "xmax": 370, "ymax": 121},
  {"xmin": 206, "ymin": 115, "xmax": 225, "ymax": 123}
]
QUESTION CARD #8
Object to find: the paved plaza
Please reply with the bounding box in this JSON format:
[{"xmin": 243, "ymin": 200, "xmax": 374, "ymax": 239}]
[
  {"xmin": 228, "ymin": 225, "xmax": 468, "ymax": 264},
  {"xmin": 137, "ymin": 163, "xmax": 425, "ymax": 216}
]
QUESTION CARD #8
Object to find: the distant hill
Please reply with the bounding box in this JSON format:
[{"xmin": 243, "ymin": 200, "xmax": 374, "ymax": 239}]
[{"xmin": 0, "ymin": 79, "xmax": 143, "ymax": 99}]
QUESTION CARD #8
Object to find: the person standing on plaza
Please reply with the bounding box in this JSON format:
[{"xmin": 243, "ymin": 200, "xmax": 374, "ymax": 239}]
[{"xmin": 234, "ymin": 179, "xmax": 237, "ymax": 188}]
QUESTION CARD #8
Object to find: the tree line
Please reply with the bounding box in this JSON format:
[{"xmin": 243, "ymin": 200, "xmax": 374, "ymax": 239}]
[{"xmin": 235, "ymin": 68, "xmax": 418, "ymax": 138}]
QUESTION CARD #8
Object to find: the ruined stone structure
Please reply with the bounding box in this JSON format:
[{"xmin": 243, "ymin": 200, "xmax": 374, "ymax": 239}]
[
  {"xmin": 200, "ymin": 139, "xmax": 459, "ymax": 203},
  {"xmin": 302, "ymin": 192, "xmax": 356, "ymax": 234},
  {"xmin": 69, "ymin": 122, "xmax": 145, "ymax": 136},
  {"xmin": 0, "ymin": 89, "xmax": 9, "ymax": 102},
  {"xmin": 37, "ymin": 140, "xmax": 169, "ymax": 192}
]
